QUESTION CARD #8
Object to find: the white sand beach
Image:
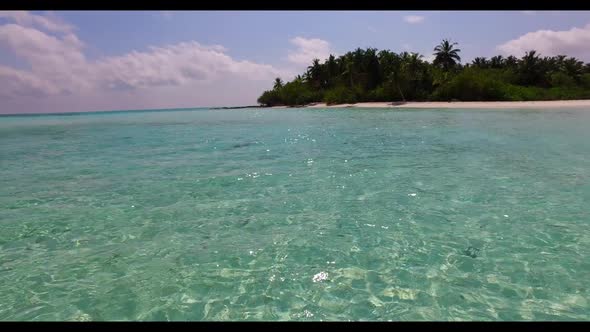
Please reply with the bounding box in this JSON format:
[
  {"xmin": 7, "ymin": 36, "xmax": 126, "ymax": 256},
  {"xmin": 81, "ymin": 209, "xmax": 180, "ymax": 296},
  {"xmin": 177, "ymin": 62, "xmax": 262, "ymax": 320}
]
[{"xmin": 300, "ymin": 100, "xmax": 590, "ymax": 109}]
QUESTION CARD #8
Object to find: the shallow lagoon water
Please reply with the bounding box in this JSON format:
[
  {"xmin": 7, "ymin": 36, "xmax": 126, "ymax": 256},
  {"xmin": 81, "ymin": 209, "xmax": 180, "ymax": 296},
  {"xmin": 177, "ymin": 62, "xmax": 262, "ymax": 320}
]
[{"xmin": 1, "ymin": 107, "xmax": 589, "ymax": 320}]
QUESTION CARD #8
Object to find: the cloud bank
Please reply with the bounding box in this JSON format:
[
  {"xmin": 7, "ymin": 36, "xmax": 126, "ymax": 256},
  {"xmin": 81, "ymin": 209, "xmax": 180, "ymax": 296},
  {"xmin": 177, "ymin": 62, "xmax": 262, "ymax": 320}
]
[
  {"xmin": 0, "ymin": 11, "xmax": 294, "ymax": 113},
  {"xmin": 287, "ymin": 37, "xmax": 333, "ymax": 66},
  {"xmin": 497, "ymin": 23, "xmax": 590, "ymax": 60}
]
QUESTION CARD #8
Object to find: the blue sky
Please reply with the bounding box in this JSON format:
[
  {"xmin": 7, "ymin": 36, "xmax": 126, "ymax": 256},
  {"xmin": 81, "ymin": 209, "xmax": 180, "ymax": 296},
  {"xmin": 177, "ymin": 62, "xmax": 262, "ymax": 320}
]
[{"xmin": 1, "ymin": 11, "xmax": 590, "ymax": 113}]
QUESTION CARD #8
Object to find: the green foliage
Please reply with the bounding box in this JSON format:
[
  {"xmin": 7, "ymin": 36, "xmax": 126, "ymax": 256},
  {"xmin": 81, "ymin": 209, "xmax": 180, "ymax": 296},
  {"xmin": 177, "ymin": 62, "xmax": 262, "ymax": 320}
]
[
  {"xmin": 498, "ymin": 84, "xmax": 548, "ymax": 101},
  {"xmin": 500, "ymin": 84, "xmax": 590, "ymax": 101},
  {"xmin": 550, "ymin": 72, "xmax": 576, "ymax": 87},
  {"xmin": 324, "ymin": 87, "xmax": 358, "ymax": 104},
  {"xmin": 431, "ymin": 68, "xmax": 506, "ymax": 101},
  {"xmin": 257, "ymin": 40, "xmax": 590, "ymax": 106},
  {"xmin": 257, "ymin": 90, "xmax": 282, "ymax": 106},
  {"xmin": 280, "ymin": 80, "xmax": 322, "ymax": 106},
  {"xmin": 365, "ymin": 87, "xmax": 390, "ymax": 102},
  {"xmin": 433, "ymin": 39, "xmax": 461, "ymax": 71}
]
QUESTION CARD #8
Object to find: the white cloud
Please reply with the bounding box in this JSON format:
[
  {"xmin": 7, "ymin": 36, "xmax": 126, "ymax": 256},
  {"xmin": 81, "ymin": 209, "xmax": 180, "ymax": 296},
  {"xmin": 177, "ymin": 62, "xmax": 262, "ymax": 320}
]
[
  {"xmin": 0, "ymin": 11, "xmax": 291, "ymax": 112},
  {"xmin": 0, "ymin": 10, "xmax": 74, "ymax": 33},
  {"xmin": 521, "ymin": 11, "xmax": 536, "ymax": 15},
  {"xmin": 404, "ymin": 15, "xmax": 425, "ymax": 24},
  {"xmin": 0, "ymin": 65, "xmax": 61, "ymax": 99},
  {"xmin": 0, "ymin": 23, "xmax": 89, "ymax": 95},
  {"xmin": 423, "ymin": 54, "xmax": 436, "ymax": 63},
  {"xmin": 497, "ymin": 23, "xmax": 590, "ymax": 60},
  {"xmin": 287, "ymin": 36, "xmax": 333, "ymax": 66},
  {"xmin": 367, "ymin": 26, "xmax": 377, "ymax": 33},
  {"xmin": 93, "ymin": 41, "xmax": 285, "ymax": 90}
]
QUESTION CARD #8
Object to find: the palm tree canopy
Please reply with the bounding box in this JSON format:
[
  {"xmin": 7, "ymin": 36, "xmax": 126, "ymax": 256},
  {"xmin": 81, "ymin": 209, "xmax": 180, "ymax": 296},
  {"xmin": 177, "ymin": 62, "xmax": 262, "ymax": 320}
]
[
  {"xmin": 433, "ymin": 39, "xmax": 461, "ymax": 70},
  {"xmin": 273, "ymin": 77, "xmax": 283, "ymax": 90},
  {"xmin": 257, "ymin": 43, "xmax": 590, "ymax": 107}
]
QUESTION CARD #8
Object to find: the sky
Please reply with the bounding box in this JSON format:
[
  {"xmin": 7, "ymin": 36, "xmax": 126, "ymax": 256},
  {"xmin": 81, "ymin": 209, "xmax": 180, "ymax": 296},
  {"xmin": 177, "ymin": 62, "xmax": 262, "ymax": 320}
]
[{"xmin": 1, "ymin": 10, "xmax": 590, "ymax": 114}]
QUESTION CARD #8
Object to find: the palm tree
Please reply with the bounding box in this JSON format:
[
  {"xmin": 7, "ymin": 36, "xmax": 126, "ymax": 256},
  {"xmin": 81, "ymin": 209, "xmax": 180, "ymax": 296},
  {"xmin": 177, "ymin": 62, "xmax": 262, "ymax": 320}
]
[
  {"xmin": 518, "ymin": 50, "xmax": 543, "ymax": 86},
  {"xmin": 341, "ymin": 54, "xmax": 355, "ymax": 87},
  {"xmin": 472, "ymin": 57, "xmax": 489, "ymax": 69},
  {"xmin": 563, "ymin": 57, "xmax": 585, "ymax": 82},
  {"xmin": 364, "ymin": 48, "xmax": 381, "ymax": 89},
  {"xmin": 326, "ymin": 54, "xmax": 337, "ymax": 86},
  {"xmin": 404, "ymin": 53, "xmax": 424, "ymax": 79},
  {"xmin": 505, "ymin": 55, "xmax": 518, "ymax": 69},
  {"xmin": 307, "ymin": 58, "xmax": 323, "ymax": 88},
  {"xmin": 433, "ymin": 39, "xmax": 461, "ymax": 71},
  {"xmin": 378, "ymin": 50, "xmax": 404, "ymax": 101},
  {"xmin": 489, "ymin": 55, "xmax": 504, "ymax": 69},
  {"xmin": 273, "ymin": 77, "xmax": 283, "ymax": 90},
  {"xmin": 403, "ymin": 53, "xmax": 425, "ymax": 99},
  {"xmin": 302, "ymin": 71, "xmax": 310, "ymax": 83}
]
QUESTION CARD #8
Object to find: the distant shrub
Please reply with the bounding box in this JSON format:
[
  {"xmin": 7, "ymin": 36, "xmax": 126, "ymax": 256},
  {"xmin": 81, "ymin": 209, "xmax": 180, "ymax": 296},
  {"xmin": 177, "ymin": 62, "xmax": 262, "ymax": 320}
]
[
  {"xmin": 257, "ymin": 90, "xmax": 282, "ymax": 106},
  {"xmin": 277, "ymin": 81, "xmax": 322, "ymax": 106},
  {"xmin": 431, "ymin": 68, "xmax": 506, "ymax": 101},
  {"xmin": 550, "ymin": 72, "xmax": 576, "ymax": 88},
  {"xmin": 497, "ymin": 84, "xmax": 590, "ymax": 101},
  {"xmin": 365, "ymin": 87, "xmax": 389, "ymax": 102},
  {"xmin": 324, "ymin": 87, "xmax": 358, "ymax": 105}
]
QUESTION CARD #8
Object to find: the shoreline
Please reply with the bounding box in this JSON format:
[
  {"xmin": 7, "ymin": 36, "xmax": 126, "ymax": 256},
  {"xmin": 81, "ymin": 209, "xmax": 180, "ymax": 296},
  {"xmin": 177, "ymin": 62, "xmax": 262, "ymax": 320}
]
[{"xmin": 270, "ymin": 100, "xmax": 590, "ymax": 109}]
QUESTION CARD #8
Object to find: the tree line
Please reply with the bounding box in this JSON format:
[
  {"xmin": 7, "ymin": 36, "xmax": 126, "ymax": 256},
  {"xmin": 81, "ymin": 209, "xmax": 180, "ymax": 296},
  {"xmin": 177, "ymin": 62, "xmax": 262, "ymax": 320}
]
[{"xmin": 257, "ymin": 39, "xmax": 590, "ymax": 106}]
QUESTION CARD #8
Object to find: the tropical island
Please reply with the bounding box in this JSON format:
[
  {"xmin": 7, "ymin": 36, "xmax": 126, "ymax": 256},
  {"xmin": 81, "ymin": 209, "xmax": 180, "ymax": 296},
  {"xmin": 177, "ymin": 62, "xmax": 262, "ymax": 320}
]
[{"xmin": 257, "ymin": 40, "xmax": 590, "ymax": 107}]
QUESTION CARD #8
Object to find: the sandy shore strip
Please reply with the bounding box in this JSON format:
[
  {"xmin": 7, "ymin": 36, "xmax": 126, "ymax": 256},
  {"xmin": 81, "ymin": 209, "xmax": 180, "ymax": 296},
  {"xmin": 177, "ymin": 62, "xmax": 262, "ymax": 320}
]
[{"xmin": 298, "ymin": 100, "xmax": 590, "ymax": 109}]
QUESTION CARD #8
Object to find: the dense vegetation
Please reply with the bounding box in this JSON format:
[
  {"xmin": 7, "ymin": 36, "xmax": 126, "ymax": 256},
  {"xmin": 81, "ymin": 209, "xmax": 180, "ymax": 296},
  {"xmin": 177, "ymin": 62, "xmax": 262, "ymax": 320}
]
[{"xmin": 257, "ymin": 40, "xmax": 590, "ymax": 106}]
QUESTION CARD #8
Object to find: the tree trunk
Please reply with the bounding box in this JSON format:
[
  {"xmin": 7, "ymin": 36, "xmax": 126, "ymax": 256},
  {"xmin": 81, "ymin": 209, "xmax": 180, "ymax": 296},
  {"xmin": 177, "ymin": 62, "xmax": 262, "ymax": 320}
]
[{"xmin": 396, "ymin": 82, "xmax": 405, "ymax": 102}]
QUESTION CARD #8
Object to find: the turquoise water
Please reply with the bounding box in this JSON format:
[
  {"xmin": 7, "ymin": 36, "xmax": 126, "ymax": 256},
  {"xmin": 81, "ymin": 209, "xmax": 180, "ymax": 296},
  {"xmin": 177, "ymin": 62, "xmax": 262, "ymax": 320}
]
[{"xmin": 1, "ymin": 107, "xmax": 590, "ymax": 321}]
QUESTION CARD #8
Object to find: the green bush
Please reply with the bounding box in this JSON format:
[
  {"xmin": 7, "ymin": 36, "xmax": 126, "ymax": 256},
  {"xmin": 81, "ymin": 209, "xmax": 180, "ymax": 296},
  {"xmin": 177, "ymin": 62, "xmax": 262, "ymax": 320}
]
[
  {"xmin": 501, "ymin": 84, "xmax": 551, "ymax": 101},
  {"xmin": 547, "ymin": 87, "xmax": 590, "ymax": 100},
  {"xmin": 257, "ymin": 90, "xmax": 282, "ymax": 106},
  {"xmin": 365, "ymin": 87, "xmax": 390, "ymax": 102},
  {"xmin": 497, "ymin": 84, "xmax": 590, "ymax": 101},
  {"xmin": 431, "ymin": 68, "xmax": 507, "ymax": 101},
  {"xmin": 278, "ymin": 81, "xmax": 321, "ymax": 106},
  {"xmin": 324, "ymin": 87, "xmax": 358, "ymax": 105},
  {"xmin": 550, "ymin": 72, "xmax": 576, "ymax": 87}
]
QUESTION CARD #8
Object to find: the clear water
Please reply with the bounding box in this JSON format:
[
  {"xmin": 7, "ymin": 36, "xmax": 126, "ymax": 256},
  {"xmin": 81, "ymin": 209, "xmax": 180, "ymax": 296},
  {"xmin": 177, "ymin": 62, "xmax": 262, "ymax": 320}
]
[{"xmin": 1, "ymin": 107, "xmax": 589, "ymax": 321}]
